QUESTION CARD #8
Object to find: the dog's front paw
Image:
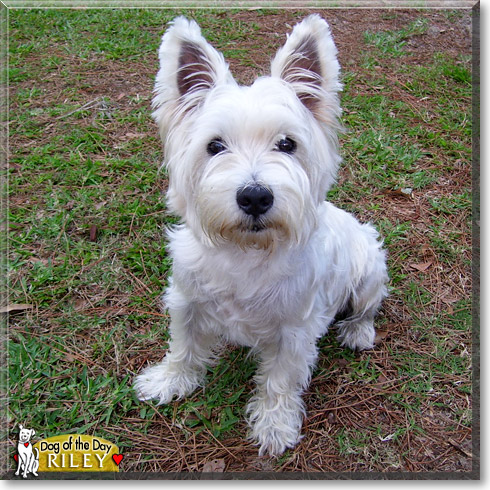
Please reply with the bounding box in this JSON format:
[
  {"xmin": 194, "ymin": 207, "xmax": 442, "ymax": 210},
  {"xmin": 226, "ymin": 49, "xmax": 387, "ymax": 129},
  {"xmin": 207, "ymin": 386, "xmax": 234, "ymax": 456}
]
[
  {"xmin": 246, "ymin": 393, "xmax": 304, "ymax": 457},
  {"xmin": 133, "ymin": 361, "xmax": 202, "ymax": 404},
  {"xmin": 253, "ymin": 423, "xmax": 302, "ymax": 457},
  {"xmin": 337, "ymin": 318, "xmax": 376, "ymax": 351}
]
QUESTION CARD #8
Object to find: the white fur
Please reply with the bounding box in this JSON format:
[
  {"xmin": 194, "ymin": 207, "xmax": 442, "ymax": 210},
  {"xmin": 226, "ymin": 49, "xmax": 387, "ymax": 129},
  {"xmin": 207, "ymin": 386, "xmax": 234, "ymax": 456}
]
[{"xmin": 134, "ymin": 15, "xmax": 389, "ymax": 457}]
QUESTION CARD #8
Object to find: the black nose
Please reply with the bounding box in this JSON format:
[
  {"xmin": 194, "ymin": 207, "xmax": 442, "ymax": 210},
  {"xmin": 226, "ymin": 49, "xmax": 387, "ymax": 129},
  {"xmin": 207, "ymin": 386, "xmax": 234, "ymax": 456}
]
[{"xmin": 236, "ymin": 185, "xmax": 274, "ymax": 219}]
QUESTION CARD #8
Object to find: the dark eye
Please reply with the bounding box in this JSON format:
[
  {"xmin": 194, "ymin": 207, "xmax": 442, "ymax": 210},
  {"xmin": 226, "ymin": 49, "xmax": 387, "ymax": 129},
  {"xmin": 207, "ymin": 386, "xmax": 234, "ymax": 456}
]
[
  {"xmin": 207, "ymin": 139, "xmax": 227, "ymax": 156},
  {"xmin": 276, "ymin": 137, "xmax": 297, "ymax": 154}
]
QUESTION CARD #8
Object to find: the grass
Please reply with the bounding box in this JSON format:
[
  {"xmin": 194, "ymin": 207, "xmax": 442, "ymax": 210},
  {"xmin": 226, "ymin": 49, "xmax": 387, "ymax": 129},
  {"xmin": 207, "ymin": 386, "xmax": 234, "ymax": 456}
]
[
  {"xmin": 5, "ymin": 8, "xmax": 474, "ymax": 474},
  {"xmin": 363, "ymin": 18, "xmax": 429, "ymax": 58}
]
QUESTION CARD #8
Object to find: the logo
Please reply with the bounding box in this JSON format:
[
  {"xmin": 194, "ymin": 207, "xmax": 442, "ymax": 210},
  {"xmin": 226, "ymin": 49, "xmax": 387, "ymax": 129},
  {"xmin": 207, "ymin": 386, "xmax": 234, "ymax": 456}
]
[
  {"xmin": 13, "ymin": 425, "xmax": 123, "ymax": 476},
  {"xmin": 14, "ymin": 424, "xmax": 39, "ymax": 478}
]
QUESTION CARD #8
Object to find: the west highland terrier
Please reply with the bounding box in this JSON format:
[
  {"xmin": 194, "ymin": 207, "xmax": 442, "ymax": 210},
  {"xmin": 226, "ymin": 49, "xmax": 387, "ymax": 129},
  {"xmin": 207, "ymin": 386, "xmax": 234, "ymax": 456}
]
[{"xmin": 134, "ymin": 15, "xmax": 389, "ymax": 456}]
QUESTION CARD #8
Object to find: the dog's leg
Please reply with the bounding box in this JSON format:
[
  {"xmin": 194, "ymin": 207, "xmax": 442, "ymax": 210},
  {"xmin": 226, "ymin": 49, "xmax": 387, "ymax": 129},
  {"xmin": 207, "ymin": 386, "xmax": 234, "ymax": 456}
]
[
  {"xmin": 246, "ymin": 330, "xmax": 318, "ymax": 456},
  {"xmin": 336, "ymin": 242, "xmax": 388, "ymax": 351},
  {"xmin": 14, "ymin": 452, "xmax": 22, "ymax": 476},
  {"xmin": 22, "ymin": 454, "xmax": 30, "ymax": 478},
  {"xmin": 31, "ymin": 451, "xmax": 39, "ymax": 477},
  {"xmin": 134, "ymin": 302, "xmax": 218, "ymax": 405}
]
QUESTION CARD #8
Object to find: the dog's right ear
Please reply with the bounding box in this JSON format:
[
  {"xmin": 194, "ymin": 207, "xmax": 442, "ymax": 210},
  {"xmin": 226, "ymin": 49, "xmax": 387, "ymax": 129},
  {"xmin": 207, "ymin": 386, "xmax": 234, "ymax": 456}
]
[
  {"xmin": 152, "ymin": 17, "xmax": 233, "ymax": 137},
  {"xmin": 18, "ymin": 424, "xmax": 24, "ymax": 430}
]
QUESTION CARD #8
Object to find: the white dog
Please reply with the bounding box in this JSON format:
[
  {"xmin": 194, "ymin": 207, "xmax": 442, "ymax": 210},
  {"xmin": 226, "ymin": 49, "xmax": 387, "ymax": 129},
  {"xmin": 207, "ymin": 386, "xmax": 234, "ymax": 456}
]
[
  {"xmin": 15, "ymin": 424, "xmax": 39, "ymax": 478},
  {"xmin": 134, "ymin": 15, "xmax": 388, "ymax": 456}
]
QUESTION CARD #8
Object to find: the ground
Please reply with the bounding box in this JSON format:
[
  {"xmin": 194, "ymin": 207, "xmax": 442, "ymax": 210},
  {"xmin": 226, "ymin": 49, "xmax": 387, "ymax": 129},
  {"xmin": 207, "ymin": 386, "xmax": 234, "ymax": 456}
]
[{"xmin": 5, "ymin": 7, "xmax": 476, "ymax": 477}]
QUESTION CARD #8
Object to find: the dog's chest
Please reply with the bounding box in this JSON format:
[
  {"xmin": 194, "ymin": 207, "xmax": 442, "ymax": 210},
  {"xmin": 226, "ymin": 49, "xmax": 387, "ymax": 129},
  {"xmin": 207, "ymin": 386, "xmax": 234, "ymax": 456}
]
[
  {"xmin": 211, "ymin": 285, "xmax": 283, "ymax": 323},
  {"xmin": 169, "ymin": 228, "xmax": 328, "ymax": 342},
  {"xmin": 201, "ymin": 284, "xmax": 298, "ymax": 344},
  {"xmin": 189, "ymin": 257, "xmax": 317, "ymax": 340}
]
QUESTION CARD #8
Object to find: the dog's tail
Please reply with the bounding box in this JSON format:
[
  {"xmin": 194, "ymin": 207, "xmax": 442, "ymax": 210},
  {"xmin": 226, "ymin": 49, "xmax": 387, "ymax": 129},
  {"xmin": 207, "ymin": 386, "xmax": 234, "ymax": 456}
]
[{"xmin": 33, "ymin": 447, "xmax": 39, "ymax": 460}]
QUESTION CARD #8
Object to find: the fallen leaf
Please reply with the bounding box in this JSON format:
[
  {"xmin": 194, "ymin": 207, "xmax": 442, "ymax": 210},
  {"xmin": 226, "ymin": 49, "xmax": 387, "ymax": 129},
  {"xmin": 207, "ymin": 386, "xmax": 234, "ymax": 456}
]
[
  {"xmin": 125, "ymin": 132, "xmax": 146, "ymax": 139},
  {"xmin": 374, "ymin": 329, "xmax": 389, "ymax": 345},
  {"xmin": 336, "ymin": 358, "xmax": 350, "ymax": 369},
  {"xmin": 27, "ymin": 257, "xmax": 50, "ymax": 266},
  {"xmin": 383, "ymin": 188, "xmax": 413, "ymax": 199},
  {"xmin": 95, "ymin": 201, "xmax": 107, "ymax": 210},
  {"xmin": 202, "ymin": 458, "xmax": 226, "ymax": 472},
  {"xmin": 410, "ymin": 261, "xmax": 432, "ymax": 272},
  {"xmin": 0, "ymin": 304, "xmax": 33, "ymax": 314},
  {"xmin": 89, "ymin": 225, "xmax": 97, "ymax": 242},
  {"xmin": 64, "ymin": 353, "xmax": 76, "ymax": 362},
  {"xmin": 23, "ymin": 379, "xmax": 33, "ymax": 391},
  {"xmin": 440, "ymin": 292, "xmax": 459, "ymax": 305}
]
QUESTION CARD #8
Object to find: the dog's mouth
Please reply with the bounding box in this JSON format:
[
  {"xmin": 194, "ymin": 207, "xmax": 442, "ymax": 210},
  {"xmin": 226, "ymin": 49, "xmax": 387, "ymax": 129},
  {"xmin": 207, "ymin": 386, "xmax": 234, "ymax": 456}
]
[
  {"xmin": 206, "ymin": 214, "xmax": 294, "ymax": 251},
  {"xmin": 238, "ymin": 214, "xmax": 270, "ymax": 234},
  {"xmin": 249, "ymin": 221, "xmax": 267, "ymax": 233}
]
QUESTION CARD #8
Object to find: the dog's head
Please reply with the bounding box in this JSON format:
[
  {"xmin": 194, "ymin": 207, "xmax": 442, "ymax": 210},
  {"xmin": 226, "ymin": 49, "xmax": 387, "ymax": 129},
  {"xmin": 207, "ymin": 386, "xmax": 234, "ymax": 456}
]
[
  {"xmin": 153, "ymin": 15, "xmax": 342, "ymax": 250},
  {"xmin": 18, "ymin": 424, "xmax": 35, "ymax": 443}
]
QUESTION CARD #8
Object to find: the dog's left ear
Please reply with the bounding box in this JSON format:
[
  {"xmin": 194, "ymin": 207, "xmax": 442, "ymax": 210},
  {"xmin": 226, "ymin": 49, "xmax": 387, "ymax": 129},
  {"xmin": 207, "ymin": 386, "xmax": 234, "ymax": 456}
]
[
  {"xmin": 29, "ymin": 429, "xmax": 35, "ymax": 437},
  {"xmin": 271, "ymin": 15, "xmax": 341, "ymax": 117}
]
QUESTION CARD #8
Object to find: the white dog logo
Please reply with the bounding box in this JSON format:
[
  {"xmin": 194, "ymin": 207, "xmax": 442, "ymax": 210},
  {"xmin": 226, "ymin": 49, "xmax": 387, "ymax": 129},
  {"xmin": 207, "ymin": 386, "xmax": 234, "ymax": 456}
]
[{"xmin": 15, "ymin": 424, "xmax": 39, "ymax": 478}]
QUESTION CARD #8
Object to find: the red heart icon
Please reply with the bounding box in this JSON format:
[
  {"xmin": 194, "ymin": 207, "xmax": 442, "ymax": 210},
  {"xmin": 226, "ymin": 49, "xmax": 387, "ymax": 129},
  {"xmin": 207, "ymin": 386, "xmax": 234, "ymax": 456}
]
[
  {"xmin": 14, "ymin": 454, "xmax": 18, "ymax": 462},
  {"xmin": 112, "ymin": 454, "xmax": 123, "ymax": 466},
  {"xmin": 24, "ymin": 443, "xmax": 29, "ymax": 447}
]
